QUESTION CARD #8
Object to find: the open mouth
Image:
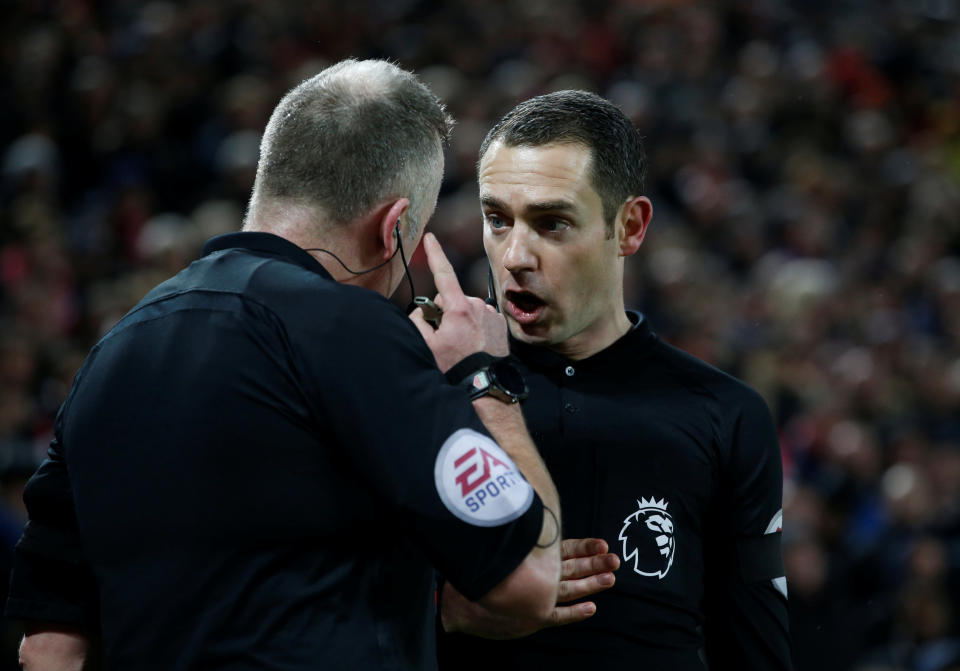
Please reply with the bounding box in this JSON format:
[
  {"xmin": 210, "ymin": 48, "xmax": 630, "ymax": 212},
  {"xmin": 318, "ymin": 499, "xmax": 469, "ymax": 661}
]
[{"xmin": 504, "ymin": 290, "xmax": 546, "ymax": 324}]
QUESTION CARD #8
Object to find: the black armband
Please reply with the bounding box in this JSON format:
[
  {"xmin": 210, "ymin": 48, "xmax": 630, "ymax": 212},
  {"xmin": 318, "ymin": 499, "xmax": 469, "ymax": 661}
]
[{"xmin": 735, "ymin": 531, "xmax": 784, "ymax": 582}]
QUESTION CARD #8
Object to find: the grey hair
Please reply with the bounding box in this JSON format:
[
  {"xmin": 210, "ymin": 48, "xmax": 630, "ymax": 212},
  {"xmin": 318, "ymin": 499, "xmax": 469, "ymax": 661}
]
[{"xmin": 249, "ymin": 59, "xmax": 454, "ymax": 234}]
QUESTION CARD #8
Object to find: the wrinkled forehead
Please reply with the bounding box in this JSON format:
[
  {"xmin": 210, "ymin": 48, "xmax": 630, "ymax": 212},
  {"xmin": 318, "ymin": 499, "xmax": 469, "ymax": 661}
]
[{"xmin": 478, "ymin": 141, "xmax": 602, "ymax": 213}]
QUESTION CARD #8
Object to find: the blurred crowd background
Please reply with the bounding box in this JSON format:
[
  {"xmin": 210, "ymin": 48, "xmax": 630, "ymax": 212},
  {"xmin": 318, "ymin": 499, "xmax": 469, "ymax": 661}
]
[{"xmin": 1, "ymin": 0, "xmax": 959, "ymax": 668}]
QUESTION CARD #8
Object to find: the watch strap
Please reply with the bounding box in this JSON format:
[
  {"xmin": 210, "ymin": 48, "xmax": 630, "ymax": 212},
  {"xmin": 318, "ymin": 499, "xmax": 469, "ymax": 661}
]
[
  {"xmin": 467, "ymin": 369, "xmax": 494, "ymax": 401},
  {"xmin": 444, "ymin": 352, "xmax": 500, "ymax": 385}
]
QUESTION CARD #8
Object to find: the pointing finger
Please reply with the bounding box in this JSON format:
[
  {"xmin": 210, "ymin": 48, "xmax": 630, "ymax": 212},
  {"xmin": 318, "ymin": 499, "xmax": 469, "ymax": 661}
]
[{"xmin": 422, "ymin": 233, "xmax": 465, "ymax": 304}]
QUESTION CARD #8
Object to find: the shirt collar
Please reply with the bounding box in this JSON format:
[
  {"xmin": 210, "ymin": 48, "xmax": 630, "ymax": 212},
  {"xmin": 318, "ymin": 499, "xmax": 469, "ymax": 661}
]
[
  {"xmin": 202, "ymin": 232, "xmax": 334, "ymax": 281},
  {"xmin": 509, "ymin": 310, "xmax": 655, "ymax": 370}
]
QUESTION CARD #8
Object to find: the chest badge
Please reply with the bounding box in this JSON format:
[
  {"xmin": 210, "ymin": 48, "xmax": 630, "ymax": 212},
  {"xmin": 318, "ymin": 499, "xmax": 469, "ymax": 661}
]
[{"xmin": 619, "ymin": 497, "xmax": 676, "ymax": 579}]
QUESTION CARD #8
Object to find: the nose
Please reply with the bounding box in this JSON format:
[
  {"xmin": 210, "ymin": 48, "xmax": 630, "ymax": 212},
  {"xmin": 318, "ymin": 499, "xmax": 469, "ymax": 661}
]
[{"xmin": 501, "ymin": 227, "xmax": 536, "ymax": 274}]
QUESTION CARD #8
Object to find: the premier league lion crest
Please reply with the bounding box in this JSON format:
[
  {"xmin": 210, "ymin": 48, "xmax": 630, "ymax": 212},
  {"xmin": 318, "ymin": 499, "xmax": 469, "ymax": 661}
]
[{"xmin": 619, "ymin": 497, "xmax": 676, "ymax": 579}]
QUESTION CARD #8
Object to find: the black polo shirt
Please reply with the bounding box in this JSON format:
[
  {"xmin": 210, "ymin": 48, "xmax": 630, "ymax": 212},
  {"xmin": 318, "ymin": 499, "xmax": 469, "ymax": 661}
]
[
  {"xmin": 438, "ymin": 313, "xmax": 790, "ymax": 670},
  {"xmin": 7, "ymin": 232, "xmax": 543, "ymax": 670}
]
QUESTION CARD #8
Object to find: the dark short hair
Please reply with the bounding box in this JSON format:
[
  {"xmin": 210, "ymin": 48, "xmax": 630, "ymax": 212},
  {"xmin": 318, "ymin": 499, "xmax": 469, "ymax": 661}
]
[
  {"xmin": 253, "ymin": 59, "xmax": 454, "ymax": 229},
  {"xmin": 479, "ymin": 90, "xmax": 645, "ymax": 229}
]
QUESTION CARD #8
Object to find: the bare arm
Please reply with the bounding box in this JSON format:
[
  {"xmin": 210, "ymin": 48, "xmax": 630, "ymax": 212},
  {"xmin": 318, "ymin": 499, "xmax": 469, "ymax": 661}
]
[
  {"xmin": 441, "ymin": 538, "xmax": 620, "ymax": 639},
  {"xmin": 409, "ymin": 233, "xmax": 562, "ymax": 625},
  {"xmin": 464, "ymin": 397, "xmax": 560, "ymax": 626},
  {"xmin": 19, "ymin": 627, "xmax": 89, "ymax": 671}
]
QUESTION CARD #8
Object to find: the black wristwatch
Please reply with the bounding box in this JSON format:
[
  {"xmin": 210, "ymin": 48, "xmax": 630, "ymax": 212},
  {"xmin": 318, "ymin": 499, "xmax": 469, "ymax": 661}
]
[{"xmin": 466, "ymin": 358, "xmax": 529, "ymax": 404}]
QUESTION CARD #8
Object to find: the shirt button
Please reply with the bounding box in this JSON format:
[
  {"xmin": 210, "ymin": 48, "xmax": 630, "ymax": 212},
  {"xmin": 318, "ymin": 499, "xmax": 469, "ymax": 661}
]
[{"xmin": 564, "ymin": 366, "xmax": 575, "ymax": 377}]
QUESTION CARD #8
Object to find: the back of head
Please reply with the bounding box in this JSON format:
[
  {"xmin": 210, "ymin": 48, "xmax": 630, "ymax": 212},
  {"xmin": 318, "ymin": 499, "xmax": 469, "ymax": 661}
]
[
  {"xmin": 248, "ymin": 59, "xmax": 453, "ymax": 233},
  {"xmin": 479, "ymin": 90, "xmax": 645, "ymax": 227}
]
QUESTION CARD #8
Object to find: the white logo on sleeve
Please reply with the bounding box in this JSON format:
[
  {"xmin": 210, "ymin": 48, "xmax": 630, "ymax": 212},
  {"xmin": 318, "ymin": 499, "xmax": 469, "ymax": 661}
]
[
  {"xmin": 434, "ymin": 429, "xmax": 534, "ymax": 527},
  {"xmin": 766, "ymin": 509, "xmax": 788, "ymax": 598},
  {"xmin": 619, "ymin": 497, "xmax": 676, "ymax": 579}
]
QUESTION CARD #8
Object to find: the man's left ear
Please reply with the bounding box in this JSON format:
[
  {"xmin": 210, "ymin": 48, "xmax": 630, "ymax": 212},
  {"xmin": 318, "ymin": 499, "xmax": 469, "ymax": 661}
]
[{"xmin": 618, "ymin": 196, "xmax": 653, "ymax": 257}]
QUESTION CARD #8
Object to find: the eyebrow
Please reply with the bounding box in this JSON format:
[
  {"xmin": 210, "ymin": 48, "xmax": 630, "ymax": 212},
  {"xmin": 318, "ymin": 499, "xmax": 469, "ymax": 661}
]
[{"xmin": 480, "ymin": 195, "xmax": 577, "ymax": 215}]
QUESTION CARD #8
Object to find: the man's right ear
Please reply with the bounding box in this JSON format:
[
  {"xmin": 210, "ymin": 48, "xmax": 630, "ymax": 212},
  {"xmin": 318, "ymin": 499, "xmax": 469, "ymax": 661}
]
[{"xmin": 379, "ymin": 198, "xmax": 410, "ymax": 259}]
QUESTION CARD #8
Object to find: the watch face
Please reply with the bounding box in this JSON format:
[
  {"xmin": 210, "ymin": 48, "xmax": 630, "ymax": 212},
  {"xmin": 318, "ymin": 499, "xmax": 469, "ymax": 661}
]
[{"xmin": 490, "ymin": 360, "xmax": 527, "ymax": 397}]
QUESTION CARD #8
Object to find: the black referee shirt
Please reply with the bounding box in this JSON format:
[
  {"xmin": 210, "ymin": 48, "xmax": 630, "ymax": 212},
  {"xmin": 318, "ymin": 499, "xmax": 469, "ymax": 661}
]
[
  {"xmin": 7, "ymin": 232, "xmax": 544, "ymax": 670},
  {"xmin": 438, "ymin": 312, "xmax": 790, "ymax": 670}
]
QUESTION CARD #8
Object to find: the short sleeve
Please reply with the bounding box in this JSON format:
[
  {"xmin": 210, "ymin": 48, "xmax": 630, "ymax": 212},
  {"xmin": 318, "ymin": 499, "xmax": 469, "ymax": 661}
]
[
  {"xmin": 5, "ymin": 416, "xmax": 100, "ymax": 631},
  {"xmin": 702, "ymin": 387, "xmax": 791, "ymax": 670},
  {"xmin": 291, "ymin": 292, "xmax": 543, "ymax": 601}
]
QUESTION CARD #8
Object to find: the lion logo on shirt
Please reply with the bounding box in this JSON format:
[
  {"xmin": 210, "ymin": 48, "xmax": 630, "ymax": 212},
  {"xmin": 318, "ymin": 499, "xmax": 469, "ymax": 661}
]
[{"xmin": 619, "ymin": 497, "xmax": 676, "ymax": 579}]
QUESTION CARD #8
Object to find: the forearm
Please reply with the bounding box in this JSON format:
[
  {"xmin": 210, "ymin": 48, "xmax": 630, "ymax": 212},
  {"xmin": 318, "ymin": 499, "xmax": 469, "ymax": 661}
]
[
  {"xmin": 468, "ymin": 397, "xmax": 562, "ymax": 620},
  {"xmin": 441, "ymin": 582, "xmax": 543, "ymax": 639},
  {"xmin": 471, "ymin": 397, "xmax": 560, "ymax": 535},
  {"xmin": 19, "ymin": 628, "xmax": 89, "ymax": 671},
  {"xmin": 441, "ymin": 537, "xmax": 618, "ymax": 638}
]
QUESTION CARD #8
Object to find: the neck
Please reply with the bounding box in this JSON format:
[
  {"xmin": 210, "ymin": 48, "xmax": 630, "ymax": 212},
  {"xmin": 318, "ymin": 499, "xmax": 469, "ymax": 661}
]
[
  {"xmin": 304, "ymin": 245, "xmax": 399, "ymax": 294},
  {"xmin": 245, "ymin": 199, "xmax": 391, "ymax": 293},
  {"xmin": 548, "ymin": 308, "xmax": 632, "ymax": 361},
  {"xmin": 243, "ymin": 198, "xmax": 325, "ymax": 244}
]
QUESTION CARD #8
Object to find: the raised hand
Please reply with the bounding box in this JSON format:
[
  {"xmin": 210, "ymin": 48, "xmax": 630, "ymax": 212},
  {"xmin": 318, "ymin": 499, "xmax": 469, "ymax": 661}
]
[{"xmin": 409, "ymin": 233, "xmax": 509, "ymax": 372}]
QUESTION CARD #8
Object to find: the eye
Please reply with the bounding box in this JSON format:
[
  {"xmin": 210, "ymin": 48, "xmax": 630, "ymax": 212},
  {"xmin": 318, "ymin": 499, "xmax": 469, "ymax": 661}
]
[
  {"xmin": 485, "ymin": 213, "xmax": 508, "ymax": 230},
  {"xmin": 540, "ymin": 218, "xmax": 571, "ymax": 233}
]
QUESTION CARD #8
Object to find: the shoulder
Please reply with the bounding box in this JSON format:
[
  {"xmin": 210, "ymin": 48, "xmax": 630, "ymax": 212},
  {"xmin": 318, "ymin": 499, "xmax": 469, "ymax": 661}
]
[
  {"xmin": 201, "ymin": 247, "xmax": 423, "ymax": 344},
  {"xmin": 646, "ymin": 339, "xmax": 778, "ymax": 468},
  {"xmin": 648, "ymin": 338, "xmax": 768, "ymax": 413},
  {"xmin": 107, "ymin": 248, "xmax": 428, "ymax": 368}
]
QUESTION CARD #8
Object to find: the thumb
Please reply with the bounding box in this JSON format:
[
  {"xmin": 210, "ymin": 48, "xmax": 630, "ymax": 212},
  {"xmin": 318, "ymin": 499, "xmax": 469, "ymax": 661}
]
[{"xmin": 409, "ymin": 309, "xmax": 437, "ymax": 348}]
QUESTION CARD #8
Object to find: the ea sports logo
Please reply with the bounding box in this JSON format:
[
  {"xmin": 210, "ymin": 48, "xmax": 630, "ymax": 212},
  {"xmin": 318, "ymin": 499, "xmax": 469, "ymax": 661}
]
[
  {"xmin": 434, "ymin": 429, "xmax": 533, "ymax": 527},
  {"xmin": 619, "ymin": 497, "xmax": 676, "ymax": 579}
]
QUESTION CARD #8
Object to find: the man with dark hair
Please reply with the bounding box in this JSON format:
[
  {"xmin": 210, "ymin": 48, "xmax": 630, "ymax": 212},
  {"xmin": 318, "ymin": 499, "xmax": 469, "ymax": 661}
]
[
  {"xmin": 437, "ymin": 90, "xmax": 791, "ymax": 669},
  {"xmin": 7, "ymin": 60, "xmax": 566, "ymax": 670}
]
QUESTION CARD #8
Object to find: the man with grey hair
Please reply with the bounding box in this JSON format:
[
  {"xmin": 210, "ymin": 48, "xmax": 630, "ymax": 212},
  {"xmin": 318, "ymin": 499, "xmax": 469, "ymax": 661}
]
[
  {"xmin": 244, "ymin": 59, "xmax": 447, "ymax": 247},
  {"xmin": 8, "ymin": 59, "xmax": 565, "ymax": 670}
]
